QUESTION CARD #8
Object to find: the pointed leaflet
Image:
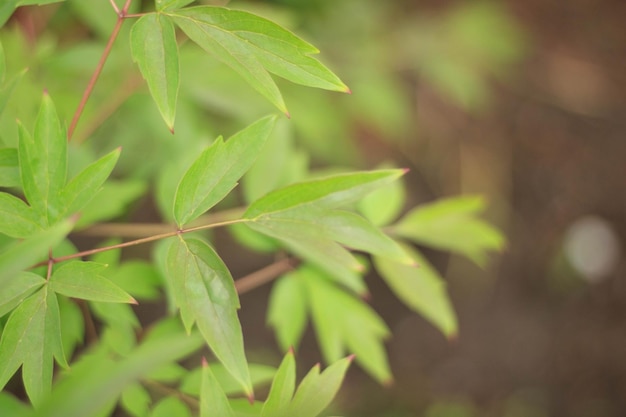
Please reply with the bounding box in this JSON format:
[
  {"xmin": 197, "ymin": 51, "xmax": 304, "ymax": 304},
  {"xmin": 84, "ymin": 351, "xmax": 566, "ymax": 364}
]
[
  {"xmin": 302, "ymin": 268, "xmax": 392, "ymax": 383},
  {"xmin": 286, "ymin": 356, "xmax": 353, "ymax": 417},
  {"xmin": 18, "ymin": 93, "xmax": 67, "ymax": 224},
  {"xmin": 50, "ymin": 261, "xmax": 136, "ymax": 304},
  {"xmin": 374, "ymin": 244, "xmax": 458, "ymax": 338},
  {"xmin": 166, "ymin": 237, "xmax": 252, "ymax": 395},
  {"xmin": 59, "ymin": 148, "xmax": 121, "ymax": 218},
  {"xmin": 267, "ymin": 273, "xmax": 308, "ymax": 351},
  {"xmin": 200, "ymin": 362, "xmax": 235, "ymax": 417},
  {"xmin": 0, "ymin": 271, "xmax": 45, "ymax": 317},
  {"xmin": 261, "ymin": 350, "xmax": 296, "ymax": 417},
  {"xmin": 173, "ymin": 115, "xmax": 276, "ymax": 226},
  {"xmin": 180, "ymin": 363, "xmax": 275, "ymax": 396},
  {"xmin": 0, "ymin": 192, "xmax": 42, "ymax": 238},
  {"xmin": 0, "ymin": 217, "xmax": 74, "ymax": 285},
  {"xmin": 391, "ymin": 195, "xmax": 505, "ymax": 266},
  {"xmin": 130, "ymin": 14, "xmax": 179, "ymax": 131},
  {"xmin": 0, "ymin": 148, "xmax": 20, "ymax": 188},
  {"xmin": 0, "ymin": 286, "xmax": 67, "ymax": 407}
]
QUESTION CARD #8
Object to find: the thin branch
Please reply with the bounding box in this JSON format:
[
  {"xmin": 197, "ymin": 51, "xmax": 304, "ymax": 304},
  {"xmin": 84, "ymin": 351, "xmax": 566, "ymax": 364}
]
[
  {"xmin": 235, "ymin": 258, "xmax": 296, "ymax": 295},
  {"xmin": 67, "ymin": 0, "xmax": 134, "ymax": 141},
  {"xmin": 108, "ymin": 0, "xmax": 120, "ymax": 15}
]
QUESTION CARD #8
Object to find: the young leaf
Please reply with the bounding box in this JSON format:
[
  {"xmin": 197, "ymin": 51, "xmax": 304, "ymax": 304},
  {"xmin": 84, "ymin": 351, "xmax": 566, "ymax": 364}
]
[
  {"xmin": 60, "ymin": 148, "xmax": 121, "ymax": 218},
  {"xmin": 0, "ymin": 148, "xmax": 20, "ymax": 188},
  {"xmin": 166, "ymin": 237, "xmax": 252, "ymax": 396},
  {"xmin": 50, "ymin": 261, "xmax": 136, "ymax": 304},
  {"xmin": 0, "ymin": 217, "xmax": 74, "ymax": 285},
  {"xmin": 130, "ymin": 14, "xmax": 179, "ymax": 131},
  {"xmin": 391, "ymin": 195, "xmax": 505, "ymax": 266},
  {"xmin": 173, "ymin": 115, "xmax": 276, "ymax": 227},
  {"xmin": 261, "ymin": 350, "xmax": 296, "ymax": 417},
  {"xmin": 0, "ymin": 286, "xmax": 67, "ymax": 406},
  {"xmin": 286, "ymin": 356, "xmax": 353, "ymax": 417},
  {"xmin": 0, "ymin": 271, "xmax": 45, "ymax": 317},
  {"xmin": 0, "ymin": 192, "xmax": 42, "ymax": 238},
  {"xmin": 374, "ymin": 244, "xmax": 458, "ymax": 338},
  {"xmin": 358, "ymin": 166, "xmax": 406, "ymax": 226},
  {"xmin": 169, "ymin": 6, "xmax": 349, "ymax": 114},
  {"xmin": 17, "ymin": 93, "xmax": 67, "ymax": 224},
  {"xmin": 244, "ymin": 169, "xmax": 406, "ymax": 219},
  {"xmin": 267, "ymin": 272, "xmax": 308, "ymax": 351},
  {"xmin": 302, "ymin": 266, "xmax": 392, "ymax": 383},
  {"xmin": 200, "ymin": 361, "xmax": 235, "ymax": 417}
]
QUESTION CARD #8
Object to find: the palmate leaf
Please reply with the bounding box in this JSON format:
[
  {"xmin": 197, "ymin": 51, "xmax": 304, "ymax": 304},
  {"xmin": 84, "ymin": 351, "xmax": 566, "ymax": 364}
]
[
  {"xmin": 169, "ymin": 6, "xmax": 349, "ymax": 114},
  {"xmin": 374, "ymin": 243, "xmax": 458, "ymax": 338},
  {"xmin": 0, "ymin": 286, "xmax": 67, "ymax": 406},
  {"xmin": 0, "ymin": 192, "xmax": 42, "ymax": 238},
  {"xmin": 391, "ymin": 195, "xmax": 505, "ymax": 266},
  {"xmin": 165, "ymin": 237, "xmax": 252, "ymax": 397},
  {"xmin": 173, "ymin": 115, "xmax": 276, "ymax": 227},
  {"xmin": 130, "ymin": 14, "xmax": 179, "ymax": 131},
  {"xmin": 0, "ymin": 271, "xmax": 45, "ymax": 317}
]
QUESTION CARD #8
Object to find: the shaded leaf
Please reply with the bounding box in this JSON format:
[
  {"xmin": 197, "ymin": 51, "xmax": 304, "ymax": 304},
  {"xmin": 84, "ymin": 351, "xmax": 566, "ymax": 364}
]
[
  {"xmin": 374, "ymin": 243, "xmax": 458, "ymax": 338},
  {"xmin": 131, "ymin": 14, "xmax": 179, "ymax": 131},
  {"xmin": 0, "ymin": 192, "xmax": 42, "ymax": 238},
  {"xmin": 0, "ymin": 148, "xmax": 20, "ymax": 188},
  {"xmin": 267, "ymin": 272, "xmax": 308, "ymax": 351},
  {"xmin": 60, "ymin": 148, "xmax": 121, "ymax": 218},
  {"xmin": 391, "ymin": 195, "xmax": 505, "ymax": 266},
  {"xmin": 181, "ymin": 363, "xmax": 275, "ymax": 397},
  {"xmin": 57, "ymin": 295, "xmax": 84, "ymax": 362},
  {"xmin": 120, "ymin": 383, "xmax": 151, "ymax": 417},
  {"xmin": 0, "ymin": 0, "xmax": 20, "ymax": 28},
  {"xmin": 261, "ymin": 350, "xmax": 295, "ymax": 417},
  {"xmin": 0, "ymin": 392, "xmax": 30, "ymax": 417},
  {"xmin": 50, "ymin": 261, "xmax": 136, "ymax": 304},
  {"xmin": 76, "ymin": 180, "xmax": 147, "ymax": 228},
  {"xmin": 165, "ymin": 237, "xmax": 251, "ymax": 395},
  {"xmin": 156, "ymin": 0, "xmax": 193, "ymax": 12},
  {"xmin": 0, "ymin": 287, "xmax": 67, "ymax": 406},
  {"xmin": 358, "ymin": 164, "xmax": 406, "ymax": 226},
  {"xmin": 151, "ymin": 397, "xmax": 191, "ymax": 417},
  {"xmin": 0, "ymin": 271, "xmax": 45, "ymax": 317},
  {"xmin": 173, "ymin": 115, "xmax": 276, "ymax": 226},
  {"xmin": 200, "ymin": 362, "xmax": 235, "ymax": 417}
]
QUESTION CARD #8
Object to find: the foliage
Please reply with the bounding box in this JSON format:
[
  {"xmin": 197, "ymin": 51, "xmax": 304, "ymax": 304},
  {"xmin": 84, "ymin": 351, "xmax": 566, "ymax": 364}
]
[{"xmin": 0, "ymin": 0, "xmax": 510, "ymax": 416}]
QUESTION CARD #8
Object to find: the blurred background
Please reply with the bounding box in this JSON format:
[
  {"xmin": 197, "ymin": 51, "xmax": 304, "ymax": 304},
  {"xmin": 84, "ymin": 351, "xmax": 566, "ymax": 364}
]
[{"xmin": 4, "ymin": 0, "xmax": 626, "ymax": 416}]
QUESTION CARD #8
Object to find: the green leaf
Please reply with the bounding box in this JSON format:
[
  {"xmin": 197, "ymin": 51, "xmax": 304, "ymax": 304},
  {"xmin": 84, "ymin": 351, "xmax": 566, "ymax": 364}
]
[
  {"xmin": 109, "ymin": 261, "xmax": 162, "ymax": 301},
  {"xmin": 181, "ymin": 363, "xmax": 275, "ymax": 397},
  {"xmin": 131, "ymin": 14, "xmax": 179, "ymax": 131},
  {"xmin": 200, "ymin": 361, "xmax": 235, "ymax": 417},
  {"xmin": 0, "ymin": 0, "xmax": 20, "ymax": 28},
  {"xmin": 358, "ymin": 165, "xmax": 406, "ymax": 226},
  {"xmin": 286, "ymin": 356, "xmax": 353, "ymax": 417},
  {"xmin": 156, "ymin": 0, "xmax": 193, "ymax": 12},
  {"xmin": 0, "ymin": 148, "xmax": 20, "ymax": 188},
  {"xmin": 0, "ymin": 192, "xmax": 42, "ymax": 238},
  {"xmin": 0, "ymin": 392, "xmax": 30, "ymax": 417},
  {"xmin": 170, "ymin": 6, "xmax": 348, "ymax": 114},
  {"xmin": 374, "ymin": 244, "xmax": 458, "ymax": 338},
  {"xmin": 261, "ymin": 350, "xmax": 295, "ymax": 417},
  {"xmin": 391, "ymin": 195, "xmax": 505, "ymax": 266},
  {"xmin": 31, "ymin": 332, "xmax": 202, "ymax": 417},
  {"xmin": 165, "ymin": 237, "xmax": 252, "ymax": 396},
  {"xmin": 57, "ymin": 295, "xmax": 84, "ymax": 362},
  {"xmin": 0, "ymin": 217, "xmax": 74, "ymax": 286},
  {"xmin": 151, "ymin": 397, "xmax": 191, "ymax": 417},
  {"xmin": 76, "ymin": 180, "xmax": 147, "ymax": 228},
  {"xmin": 120, "ymin": 383, "xmax": 151, "ymax": 417},
  {"xmin": 173, "ymin": 115, "xmax": 276, "ymax": 226},
  {"xmin": 60, "ymin": 148, "xmax": 121, "ymax": 218},
  {"xmin": 0, "ymin": 68, "xmax": 26, "ymax": 117},
  {"xmin": 0, "ymin": 286, "xmax": 67, "ymax": 406},
  {"xmin": 267, "ymin": 272, "xmax": 308, "ymax": 351},
  {"xmin": 0, "ymin": 39, "xmax": 4, "ymax": 81},
  {"xmin": 0, "ymin": 271, "xmax": 45, "ymax": 317},
  {"xmin": 50, "ymin": 261, "xmax": 136, "ymax": 304},
  {"xmin": 244, "ymin": 169, "xmax": 405, "ymax": 218},
  {"xmin": 302, "ymin": 266, "xmax": 392, "ymax": 383},
  {"xmin": 18, "ymin": 93, "xmax": 67, "ymax": 224}
]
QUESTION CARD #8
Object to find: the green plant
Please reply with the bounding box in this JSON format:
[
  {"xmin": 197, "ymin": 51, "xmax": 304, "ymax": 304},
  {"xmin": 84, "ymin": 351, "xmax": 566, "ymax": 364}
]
[{"xmin": 0, "ymin": 1, "xmax": 505, "ymax": 416}]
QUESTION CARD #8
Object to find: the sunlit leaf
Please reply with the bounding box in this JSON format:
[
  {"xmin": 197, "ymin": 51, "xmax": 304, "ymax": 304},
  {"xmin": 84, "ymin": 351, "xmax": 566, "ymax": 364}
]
[
  {"xmin": 131, "ymin": 14, "xmax": 179, "ymax": 131},
  {"xmin": 166, "ymin": 237, "xmax": 252, "ymax": 395},
  {"xmin": 261, "ymin": 350, "xmax": 295, "ymax": 417},
  {"xmin": 0, "ymin": 192, "xmax": 42, "ymax": 238},
  {"xmin": 267, "ymin": 272, "xmax": 308, "ymax": 351},
  {"xmin": 200, "ymin": 361, "xmax": 235, "ymax": 417},
  {"xmin": 358, "ymin": 164, "xmax": 406, "ymax": 226},
  {"xmin": 0, "ymin": 286, "xmax": 67, "ymax": 406},
  {"xmin": 173, "ymin": 115, "xmax": 276, "ymax": 226},
  {"xmin": 50, "ymin": 261, "xmax": 136, "ymax": 304},
  {"xmin": 391, "ymin": 195, "xmax": 505, "ymax": 266},
  {"xmin": 374, "ymin": 243, "xmax": 458, "ymax": 338},
  {"xmin": 60, "ymin": 148, "xmax": 121, "ymax": 218}
]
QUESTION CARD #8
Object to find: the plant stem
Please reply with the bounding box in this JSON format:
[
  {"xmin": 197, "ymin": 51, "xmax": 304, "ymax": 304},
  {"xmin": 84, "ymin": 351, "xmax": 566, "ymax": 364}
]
[
  {"xmin": 235, "ymin": 257, "xmax": 296, "ymax": 295},
  {"xmin": 67, "ymin": 0, "xmax": 134, "ymax": 141}
]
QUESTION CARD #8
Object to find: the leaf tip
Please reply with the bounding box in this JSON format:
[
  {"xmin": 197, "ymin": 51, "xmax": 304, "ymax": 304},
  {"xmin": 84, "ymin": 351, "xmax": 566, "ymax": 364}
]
[
  {"xmin": 347, "ymin": 353, "xmax": 356, "ymax": 363},
  {"xmin": 344, "ymin": 87, "xmax": 352, "ymax": 95},
  {"xmin": 382, "ymin": 377, "xmax": 395, "ymax": 387},
  {"xmin": 201, "ymin": 357, "xmax": 208, "ymax": 367},
  {"xmin": 129, "ymin": 296, "xmax": 139, "ymax": 305},
  {"xmin": 288, "ymin": 346, "xmax": 295, "ymax": 355},
  {"xmin": 285, "ymin": 110, "xmax": 291, "ymax": 119},
  {"xmin": 401, "ymin": 168, "xmax": 410, "ymax": 175},
  {"xmin": 168, "ymin": 126, "xmax": 175, "ymax": 134},
  {"xmin": 247, "ymin": 391, "xmax": 255, "ymax": 404}
]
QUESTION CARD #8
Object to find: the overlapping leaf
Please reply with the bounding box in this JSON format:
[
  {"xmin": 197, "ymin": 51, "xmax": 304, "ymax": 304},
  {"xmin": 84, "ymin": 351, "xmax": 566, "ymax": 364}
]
[
  {"xmin": 267, "ymin": 272, "xmax": 308, "ymax": 351},
  {"xmin": 200, "ymin": 361, "xmax": 235, "ymax": 417},
  {"xmin": 391, "ymin": 195, "xmax": 505, "ymax": 266},
  {"xmin": 260, "ymin": 350, "xmax": 295, "ymax": 417},
  {"xmin": 374, "ymin": 244, "xmax": 458, "ymax": 338},
  {"xmin": 169, "ymin": 6, "xmax": 349, "ymax": 114},
  {"xmin": 0, "ymin": 271, "xmax": 45, "ymax": 317},
  {"xmin": 165, "ymin": 237, "xmax": 252, "ymax": 396},
  {"xmin": 130, "ymin": 14, "xmax": 179, "ymax": 131},
  {"xmin": 173, "ymin": 115, "xmax": 276, "ymax": 227},
  {"xmin": 0, "ymin": 148, "xmax": 20, "ymax": 187},
  {"xmin": 0, "ymin": 192, "xmax": 42, "ymax": 238},
  {"xmin": 0, "ymin": 286, "xmax": 67, "ymax": 406}
]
